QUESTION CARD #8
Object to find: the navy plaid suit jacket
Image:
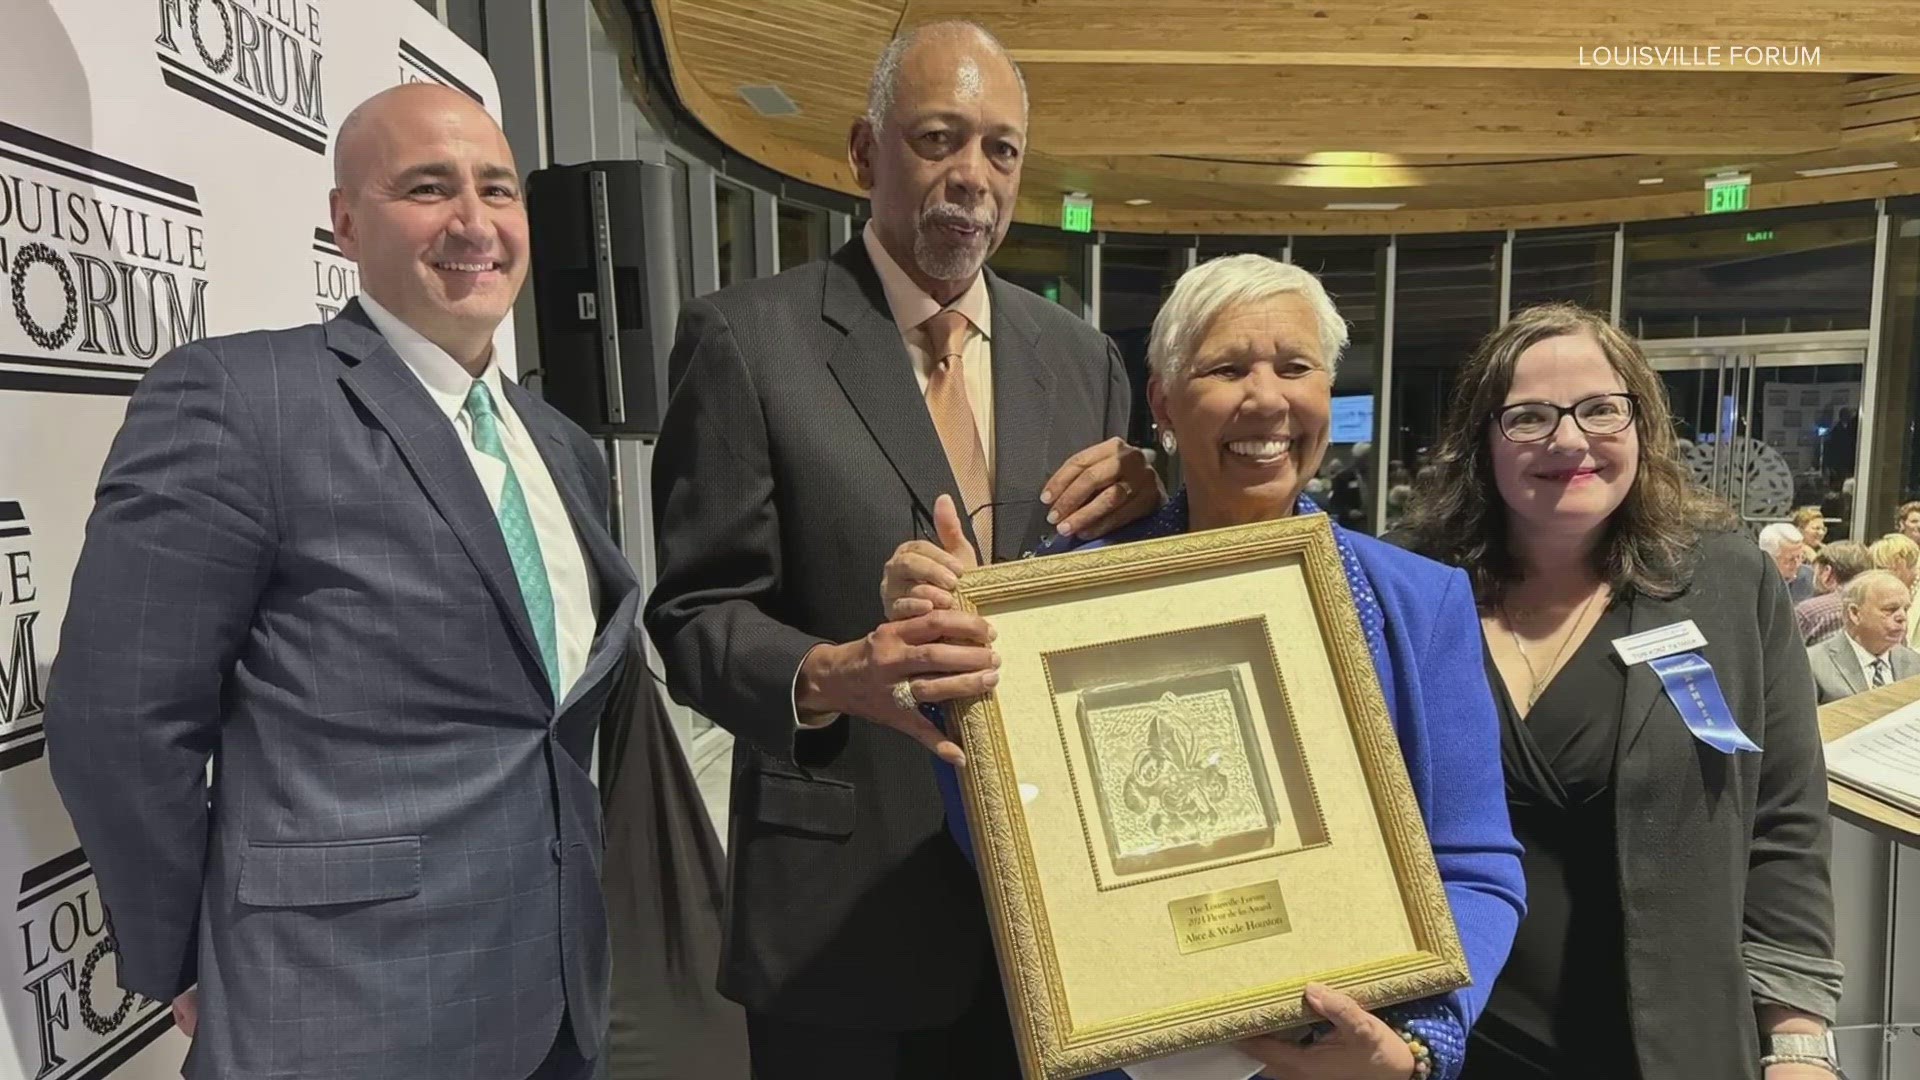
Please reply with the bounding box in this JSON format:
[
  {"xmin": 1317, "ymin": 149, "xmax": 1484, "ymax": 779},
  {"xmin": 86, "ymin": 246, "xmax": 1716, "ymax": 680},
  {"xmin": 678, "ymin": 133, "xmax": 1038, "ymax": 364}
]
[{"xmin": 45, "ymin": 300, "xmax": 640, "ymax": 1080}]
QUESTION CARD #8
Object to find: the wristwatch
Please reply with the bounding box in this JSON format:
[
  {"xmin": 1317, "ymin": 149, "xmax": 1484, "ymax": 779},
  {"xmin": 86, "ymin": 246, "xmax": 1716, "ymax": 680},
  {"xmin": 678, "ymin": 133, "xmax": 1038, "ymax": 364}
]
[{"xmin": 1760, "ymin": 1030, "xmax": 1839, "ymax": 1073}]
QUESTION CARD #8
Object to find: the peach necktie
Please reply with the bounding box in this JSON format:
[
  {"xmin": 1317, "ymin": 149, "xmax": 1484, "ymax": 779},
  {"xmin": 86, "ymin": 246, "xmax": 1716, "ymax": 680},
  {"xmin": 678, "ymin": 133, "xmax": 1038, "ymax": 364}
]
[{"xmin": 920, "ymin": 310, "xmax": 992, "ymax": 562}]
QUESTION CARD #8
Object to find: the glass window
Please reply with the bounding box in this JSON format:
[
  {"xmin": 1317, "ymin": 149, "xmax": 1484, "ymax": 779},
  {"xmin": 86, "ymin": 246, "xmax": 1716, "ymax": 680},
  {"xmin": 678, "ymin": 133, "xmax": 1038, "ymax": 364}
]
[
  {"xmin": 445, "ymin": 0, "xmax": 485, "ymax": 52},
  {"xmin": 715, "ymin": 180, "xmax": 753, "ymax": 290},
  {"xmin": 1510, "ymin": 227, "xmax": 1616, "ymax": 317},
  {"xmin": 1292, "ymin": 237, "xmax": 1389, "ymax": 533},
  {"xmin": 1100, "ymin": 240, "xmax": 1193, "ymax": 448},
  {"xmin": 1389, "ymin": 234, "xmax": 1503, "ymax": 517},
  {"xmin": 777, "ymin": 201, "xmax": 827, "ymax": 272},
  {"xmin": 989, "ymin": 227, "xmax": 1088, "ymax": 315},
  {"xmin": 1622, "ymin": 204, "xmax": 1876, "ymax": 339},
  {"xmin": 1865, "ymin": 201, "xmax": 1920, "ymax": 536}
]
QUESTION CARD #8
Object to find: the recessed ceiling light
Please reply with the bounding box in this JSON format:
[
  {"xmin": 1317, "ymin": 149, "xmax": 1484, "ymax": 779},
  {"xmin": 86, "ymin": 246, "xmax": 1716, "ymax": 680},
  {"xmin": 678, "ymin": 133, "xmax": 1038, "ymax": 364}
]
[
  {"xmin": 1638, "ymin": 177, "xmax": 1664, "ymax": 185},
  {"xmin": 736, "ymin": 85, "xmax": 798, "ymax": 116},
  {"xmin": 1324, "ymin": 202, "xmax": 1404, "ymax": 211},
  {"xmin": 1795, "ymin": 161, "xmax": 1899, "ymax": 178},
  {"xmin": 1124, "ymin": 198, "xmax": 1152, "ymax": 206}
]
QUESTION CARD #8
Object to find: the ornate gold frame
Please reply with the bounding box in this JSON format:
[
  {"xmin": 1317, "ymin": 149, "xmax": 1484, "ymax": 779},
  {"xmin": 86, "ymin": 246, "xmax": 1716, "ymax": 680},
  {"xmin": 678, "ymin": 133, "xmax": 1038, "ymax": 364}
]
[{"xmin": 946, "ymin": 513, "xmax": 1468, "ymax": 1079}]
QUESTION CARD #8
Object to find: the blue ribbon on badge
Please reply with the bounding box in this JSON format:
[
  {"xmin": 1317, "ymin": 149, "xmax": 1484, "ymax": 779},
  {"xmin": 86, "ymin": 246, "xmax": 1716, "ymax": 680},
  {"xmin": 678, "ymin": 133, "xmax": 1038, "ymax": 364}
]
[{"xmin": 1646, "ymin": 651, "xmax": 1760, "ymax": 754}]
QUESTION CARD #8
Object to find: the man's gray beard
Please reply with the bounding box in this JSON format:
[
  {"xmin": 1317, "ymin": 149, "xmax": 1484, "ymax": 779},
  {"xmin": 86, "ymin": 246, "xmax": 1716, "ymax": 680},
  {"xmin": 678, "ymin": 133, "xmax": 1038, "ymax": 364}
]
[{"xmin": 913, "ymin": 228, "xmax": 988, "ymax": 283}]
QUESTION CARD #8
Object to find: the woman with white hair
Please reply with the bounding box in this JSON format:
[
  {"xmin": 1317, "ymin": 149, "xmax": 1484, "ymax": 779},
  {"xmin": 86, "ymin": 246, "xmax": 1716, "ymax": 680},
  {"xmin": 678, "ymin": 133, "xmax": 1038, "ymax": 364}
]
[{"xmin": 878, "ymin": 255, "xmax": 1525, "ymax": 1080}]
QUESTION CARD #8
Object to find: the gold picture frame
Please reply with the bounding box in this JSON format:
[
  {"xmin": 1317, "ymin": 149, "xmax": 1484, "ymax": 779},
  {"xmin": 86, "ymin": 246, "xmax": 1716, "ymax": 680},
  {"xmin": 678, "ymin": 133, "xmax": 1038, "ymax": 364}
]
[{"xmin": 945, "ymin": 512, "xmax": 1467, "ymax": 1079}]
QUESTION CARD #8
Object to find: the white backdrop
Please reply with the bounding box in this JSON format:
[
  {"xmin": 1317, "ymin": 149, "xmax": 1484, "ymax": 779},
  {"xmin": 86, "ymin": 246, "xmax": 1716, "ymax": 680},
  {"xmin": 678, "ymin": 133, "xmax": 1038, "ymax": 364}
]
[{"xmin": 0, "ymin": 3, "xmax": 504, "ymax": 1077}]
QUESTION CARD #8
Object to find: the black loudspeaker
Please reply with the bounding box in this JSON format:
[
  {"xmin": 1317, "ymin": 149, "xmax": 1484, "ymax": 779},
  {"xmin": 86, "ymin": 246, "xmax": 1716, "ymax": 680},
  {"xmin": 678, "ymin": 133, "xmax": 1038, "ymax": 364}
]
[{"xmin": 526, "ymin": 160, "xmax": 669, "ymax": 437}]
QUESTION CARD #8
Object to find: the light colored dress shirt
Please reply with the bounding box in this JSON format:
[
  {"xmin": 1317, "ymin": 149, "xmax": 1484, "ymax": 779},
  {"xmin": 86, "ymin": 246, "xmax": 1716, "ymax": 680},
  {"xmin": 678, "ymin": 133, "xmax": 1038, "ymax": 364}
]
[
  {"xmin": 862, "ymin": 221, "xmax": 996, "ymax": 476},
  {"xmin": 1848, "ymin": 631, "xmax": 1894, "ymax": 688},
  {"xmin": 792, "ymin": 228, "xmax": 999, "ymax": 730},
  {"xmin": 360, "ymin": 294, "xmax": 597, "ymax": 705}
]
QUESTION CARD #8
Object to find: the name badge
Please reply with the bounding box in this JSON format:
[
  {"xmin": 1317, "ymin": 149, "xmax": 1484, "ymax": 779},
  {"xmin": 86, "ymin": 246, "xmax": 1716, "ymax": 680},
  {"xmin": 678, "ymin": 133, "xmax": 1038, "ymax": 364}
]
[
  {"xmin": 1611, "ymin": 620, "xmax": 1709, "ymax": 666},
  {"xmin": 1646, "ymin": 652, "xmax": 1761, "ymax": 754}
]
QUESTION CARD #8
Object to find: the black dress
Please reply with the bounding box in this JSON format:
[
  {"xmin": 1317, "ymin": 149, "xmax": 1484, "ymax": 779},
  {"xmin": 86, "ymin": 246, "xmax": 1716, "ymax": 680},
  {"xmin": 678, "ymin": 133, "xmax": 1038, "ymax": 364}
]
[{"xmin": 1463, "ymin": 600, "xmax": 1640, "ymax": 1080}]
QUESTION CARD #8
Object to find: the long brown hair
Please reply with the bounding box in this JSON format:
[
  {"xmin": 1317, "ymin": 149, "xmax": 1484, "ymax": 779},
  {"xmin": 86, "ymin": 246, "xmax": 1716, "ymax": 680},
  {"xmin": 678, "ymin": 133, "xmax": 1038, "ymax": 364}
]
[{"xmin": 1401, "ymin": 302, "xmax": 1734, "ymax": 608}]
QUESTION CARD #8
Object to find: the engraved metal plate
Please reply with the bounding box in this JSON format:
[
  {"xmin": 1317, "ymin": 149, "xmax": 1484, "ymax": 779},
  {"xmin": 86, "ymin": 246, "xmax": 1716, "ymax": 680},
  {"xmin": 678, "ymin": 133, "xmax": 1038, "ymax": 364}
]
[
  {"xmin": 1077, "ymin": 668, "xmax": 1279, "ymax": 876},
  {"xmin": 1169, "ymin": 880, "xmax": 1293, "ymax": 955}
]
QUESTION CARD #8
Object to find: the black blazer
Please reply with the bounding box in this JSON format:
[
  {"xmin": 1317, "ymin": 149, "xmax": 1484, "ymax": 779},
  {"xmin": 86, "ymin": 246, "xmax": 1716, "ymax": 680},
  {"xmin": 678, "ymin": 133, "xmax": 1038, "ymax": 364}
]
[
  {"xmin": 1570, "ymin": 532, "xmax": 1836, "ymax": 1078},
  {"xmin": 645, "ymin": 239, "xmax": 1130, "ymax": 1027}
]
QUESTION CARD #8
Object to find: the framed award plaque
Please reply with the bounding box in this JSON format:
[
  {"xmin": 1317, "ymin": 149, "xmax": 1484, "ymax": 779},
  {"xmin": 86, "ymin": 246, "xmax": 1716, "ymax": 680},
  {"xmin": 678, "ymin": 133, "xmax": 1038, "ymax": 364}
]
[{"xmin": 944, "ymin": 512, "xmax": 1467, "ymax": 1079}]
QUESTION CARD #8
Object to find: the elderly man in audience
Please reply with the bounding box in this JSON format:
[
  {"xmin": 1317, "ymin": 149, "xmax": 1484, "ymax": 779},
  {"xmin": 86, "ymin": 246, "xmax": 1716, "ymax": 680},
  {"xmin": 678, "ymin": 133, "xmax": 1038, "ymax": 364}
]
[
  {"xmin": 1757, "ymin": 522, "xmax": 1813, "ymax": 603},
  {"xmin": 1795, "ymin": 540, "xmax": 1872, "ymax": 646},
  {"xmin": 1808, "ymin": 570, "xmax": 1920, "ymax": 703}
]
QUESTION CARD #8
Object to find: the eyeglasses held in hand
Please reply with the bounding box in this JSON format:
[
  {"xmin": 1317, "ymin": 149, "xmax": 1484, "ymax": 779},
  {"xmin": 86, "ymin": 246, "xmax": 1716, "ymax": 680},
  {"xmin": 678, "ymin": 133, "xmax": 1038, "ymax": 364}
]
[{"xmin": 1491, "ymin": 392, "xmax": 1639, "ymax": 444}]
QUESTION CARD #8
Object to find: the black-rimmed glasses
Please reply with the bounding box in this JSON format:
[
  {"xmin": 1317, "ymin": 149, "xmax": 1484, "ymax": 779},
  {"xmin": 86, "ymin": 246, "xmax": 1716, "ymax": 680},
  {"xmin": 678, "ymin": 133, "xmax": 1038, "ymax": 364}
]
[
  {"xmin": 909, "ymin": 497, "xmax": 1034, "ymax": 553},
  {"xmin": 1491, "ymin": 392, "xmax": 1639, "ymax": 444}
]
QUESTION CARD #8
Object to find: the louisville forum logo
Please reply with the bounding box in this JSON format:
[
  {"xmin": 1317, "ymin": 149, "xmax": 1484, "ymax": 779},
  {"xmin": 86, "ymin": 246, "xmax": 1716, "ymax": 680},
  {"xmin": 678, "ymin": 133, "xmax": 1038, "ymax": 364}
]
[
  {"xmin": 311, "ymin": 226, "xmax": 356, "ymax": 321},
  {"xmin": 398, "ymin": 38, "xmax": 483, "ymax": 105},
  {"xmin": 9, "ymin": 848, "xmax": 170, "ymax": 1080},
  {"xmin": 0, "ymin": 500, "xmax": 42, "ymax": 776},
  {"xmin": 0, "ymin": 121, "xmax": 210, "ymax": 398},
  {"xmin": 155, "ymin": 0, "xmax": 328, "ymax": 155}
]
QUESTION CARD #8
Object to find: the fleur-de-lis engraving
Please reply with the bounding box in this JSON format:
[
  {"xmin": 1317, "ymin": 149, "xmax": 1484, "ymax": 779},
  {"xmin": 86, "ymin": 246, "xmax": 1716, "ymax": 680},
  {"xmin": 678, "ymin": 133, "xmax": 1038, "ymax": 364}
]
[{"xmin": 1123, "ymin": 692, "xmax": 1231, "ymax": 839}]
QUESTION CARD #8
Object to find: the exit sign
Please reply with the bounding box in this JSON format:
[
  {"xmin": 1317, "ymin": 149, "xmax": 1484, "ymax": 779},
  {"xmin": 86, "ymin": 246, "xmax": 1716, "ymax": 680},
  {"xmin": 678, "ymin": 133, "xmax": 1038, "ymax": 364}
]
[
  {"xmin": 1706, "ymin": 175, "xmax": 1751, "ymax": 214},
  {"xmin": 1061, "ymin": 194, "xmax": 1093, "ymax": 233},
  {"xmin": 1746, "ymin": 229, "xmax": 1775, "ymax": 242}
]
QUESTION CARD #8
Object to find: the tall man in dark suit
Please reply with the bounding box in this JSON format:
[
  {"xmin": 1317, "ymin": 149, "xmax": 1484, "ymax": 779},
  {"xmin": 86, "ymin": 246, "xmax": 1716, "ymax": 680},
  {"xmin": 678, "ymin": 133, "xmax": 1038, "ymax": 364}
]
[
  {"xmin": 646, "ymin": 19, "xmax": 1159, "ymax": 1080},
  {"xmin": 44, "ymin": 84, "xmax": 639, "ymax": 1080}
]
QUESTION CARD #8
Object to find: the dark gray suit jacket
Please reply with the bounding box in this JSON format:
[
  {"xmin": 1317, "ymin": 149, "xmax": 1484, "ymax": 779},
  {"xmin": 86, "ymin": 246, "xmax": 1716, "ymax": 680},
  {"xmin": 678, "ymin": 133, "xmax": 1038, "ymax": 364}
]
[
  {"xmin": 645, "ymin": 238, "xmax": 1129, "ymax": 1028},
  {"xmin": 1602, "ymin": 533, "xmax": 1839, "ymax": 1078},
  {"xmin": 1806, "ymin": 630, "xmax": 1920, "ymax": 704},
  {"xmin": 45, "ymin": 301, "xmax": 640, "ymax": 1080}
]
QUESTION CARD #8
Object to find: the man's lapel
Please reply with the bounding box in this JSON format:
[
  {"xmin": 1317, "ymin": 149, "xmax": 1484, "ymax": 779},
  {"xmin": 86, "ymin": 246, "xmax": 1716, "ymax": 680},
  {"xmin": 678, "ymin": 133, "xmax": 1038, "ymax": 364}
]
[
  {"xmin": 1831, "ymin": 635, "xmax": 1868, "ymax": 696},
  {"xmin": 818, "ymin": 240, "xmax": 985, "ymax": 554},
  {"xmin": 984, "ymin": 270, "xmax": 1059, "ymax": 560},
  {"xmin": 498, "ymin": 378, "xmax": 641, "ymax": 712},
  {"xmin": 1897, "ymin": 646, "xmax": 1920, "ymax": 683},
  {"xmin": 325, "ymin": 300, "xmax": 547, "ymax": 698}
]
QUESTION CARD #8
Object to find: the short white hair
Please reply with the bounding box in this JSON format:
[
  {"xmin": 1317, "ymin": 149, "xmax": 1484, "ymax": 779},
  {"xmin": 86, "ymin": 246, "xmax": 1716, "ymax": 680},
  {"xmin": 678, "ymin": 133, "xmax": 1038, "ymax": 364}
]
[
  {"xmin": 1148, "ymin": 254, "xmax": 1350, "ymax": 384},
  {"xmin": 1845, "ymin": 569, "xmax": 1907, "ymax": 608},
  {"xmin": 1757, "ymin": 522, "xmax": 1805, "ymax": 557},
  {"xmin": 866, "ymin": 21, "xmax": 1028, "ymax": 134}
]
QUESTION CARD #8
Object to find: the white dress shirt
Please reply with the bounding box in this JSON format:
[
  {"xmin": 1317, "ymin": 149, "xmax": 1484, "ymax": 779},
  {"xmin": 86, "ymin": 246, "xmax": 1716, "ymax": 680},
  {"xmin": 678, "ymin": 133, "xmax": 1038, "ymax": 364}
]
[
  {"xmin": 360, "ymin": 295, "xmax": 597, "ymax": 705},
  {"xmin": 1848, "ymin": 632, "xmax": 1894, "ymax": 689}
]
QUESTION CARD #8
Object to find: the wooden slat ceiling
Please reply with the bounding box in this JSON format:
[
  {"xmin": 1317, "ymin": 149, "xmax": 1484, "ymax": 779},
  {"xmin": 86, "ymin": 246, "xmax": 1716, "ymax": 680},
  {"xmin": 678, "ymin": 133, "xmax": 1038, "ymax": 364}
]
[{"xmin": 650, "ymin": 0, "xmax": 1920, "ymax": 234}]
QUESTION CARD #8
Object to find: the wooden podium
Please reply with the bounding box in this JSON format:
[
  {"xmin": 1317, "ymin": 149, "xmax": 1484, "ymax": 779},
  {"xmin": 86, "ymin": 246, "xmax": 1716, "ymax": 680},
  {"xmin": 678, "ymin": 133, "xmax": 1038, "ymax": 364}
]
[{"xmin": 1819, "ymin": 675, "xmax": 1920, "ymax": 847}]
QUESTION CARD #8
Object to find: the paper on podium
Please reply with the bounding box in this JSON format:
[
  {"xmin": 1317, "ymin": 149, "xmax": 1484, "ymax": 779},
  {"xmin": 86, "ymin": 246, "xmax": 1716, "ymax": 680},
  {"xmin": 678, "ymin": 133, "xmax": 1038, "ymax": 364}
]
[
  {"xmin": 1826, "ymin": 698, "xmax": 1920, "ymax": 815},
  {"xmin": 1123, "ymin": 1045, "xmax": 1266, "ymax": 1080}
]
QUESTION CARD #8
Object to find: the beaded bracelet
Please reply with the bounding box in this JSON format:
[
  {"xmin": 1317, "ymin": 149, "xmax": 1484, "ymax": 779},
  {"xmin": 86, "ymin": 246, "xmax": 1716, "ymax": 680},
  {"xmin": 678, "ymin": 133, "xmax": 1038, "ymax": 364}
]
[{"xmin": 1398, "ymin": 1028, "xmax": 1433, "ymax": 1080}]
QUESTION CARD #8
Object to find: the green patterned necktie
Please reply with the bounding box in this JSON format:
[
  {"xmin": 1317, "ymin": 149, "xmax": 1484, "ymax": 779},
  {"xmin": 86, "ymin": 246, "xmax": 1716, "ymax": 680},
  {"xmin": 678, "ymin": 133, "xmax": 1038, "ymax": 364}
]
[{"xmin": 463, "ymin": 380, "xmax": 559, "ymax": 696}]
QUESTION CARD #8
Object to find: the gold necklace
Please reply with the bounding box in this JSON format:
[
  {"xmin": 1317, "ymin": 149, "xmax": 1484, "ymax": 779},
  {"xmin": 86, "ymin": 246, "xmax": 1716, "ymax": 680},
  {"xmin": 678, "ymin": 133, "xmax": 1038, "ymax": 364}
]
[{"xmin": 1504, "ymin": 587, "xmax": 1605, "ymax": 707}]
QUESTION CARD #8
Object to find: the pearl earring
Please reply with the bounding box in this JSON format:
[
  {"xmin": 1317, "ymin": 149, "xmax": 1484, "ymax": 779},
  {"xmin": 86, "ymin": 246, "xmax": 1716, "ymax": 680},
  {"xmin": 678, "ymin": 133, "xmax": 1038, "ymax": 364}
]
[{"xmin": 1159, "ymin": 429, "xmax": 1178, "ymax": 455}]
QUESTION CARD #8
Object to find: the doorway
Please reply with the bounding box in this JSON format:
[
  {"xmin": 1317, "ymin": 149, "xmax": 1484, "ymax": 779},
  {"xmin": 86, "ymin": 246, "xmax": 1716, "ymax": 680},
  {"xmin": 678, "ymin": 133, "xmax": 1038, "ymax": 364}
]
[{"xmin": 1645, "ymin": 334, "xmax": 1868, "ymax": 541}]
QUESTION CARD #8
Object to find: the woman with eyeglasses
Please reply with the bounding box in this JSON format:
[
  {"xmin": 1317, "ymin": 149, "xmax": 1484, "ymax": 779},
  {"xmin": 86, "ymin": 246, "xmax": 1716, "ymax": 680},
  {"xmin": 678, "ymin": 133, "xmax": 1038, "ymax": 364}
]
[{"xmin": 1402, "ymin": 303, "xmax": 1842, "ymax": 1080}]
